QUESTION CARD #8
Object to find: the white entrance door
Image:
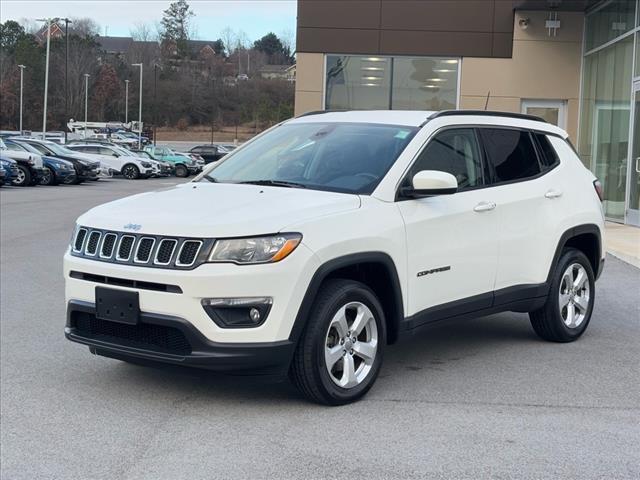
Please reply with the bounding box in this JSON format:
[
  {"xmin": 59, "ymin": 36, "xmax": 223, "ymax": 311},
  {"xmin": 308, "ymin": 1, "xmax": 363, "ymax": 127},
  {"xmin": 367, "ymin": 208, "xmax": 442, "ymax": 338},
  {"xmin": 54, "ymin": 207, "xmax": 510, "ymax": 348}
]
[{"xmin": 521, "ymin": 99, "xmax": 567, "ymax": 129}]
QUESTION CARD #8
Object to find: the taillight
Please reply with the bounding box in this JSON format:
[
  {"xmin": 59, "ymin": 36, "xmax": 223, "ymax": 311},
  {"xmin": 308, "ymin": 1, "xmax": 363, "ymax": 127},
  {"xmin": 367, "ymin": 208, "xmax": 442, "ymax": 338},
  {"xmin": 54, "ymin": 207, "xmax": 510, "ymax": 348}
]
[{"xmin": 593, "ymin": 179, "xmax": 604, "ymax": 202}]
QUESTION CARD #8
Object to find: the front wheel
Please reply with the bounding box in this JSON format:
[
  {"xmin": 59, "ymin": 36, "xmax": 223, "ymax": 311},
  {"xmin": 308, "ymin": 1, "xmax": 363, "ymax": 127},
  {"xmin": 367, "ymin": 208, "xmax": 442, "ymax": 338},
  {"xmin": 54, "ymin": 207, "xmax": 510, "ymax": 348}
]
[
  {"xmin": 12, "ymin": 165, "xmax": 31, "ymax": 187},
  {"xmin": 40, "ymin": 166, "xmax": 57, "ymax": 186},
  {"xmin": 175, "ymin": 164, "xmax": 188, "ymax": 178},
  {"xmin": 121, "ymin": 164, "xmax": 140, "ymax": 180},
  {"xmin": 289, "ymin": 279, "xmax": 386, "ymax": 405},
  {"xmin": 529, "ymin": 248, "xmax": 595, "ymax": 342}
]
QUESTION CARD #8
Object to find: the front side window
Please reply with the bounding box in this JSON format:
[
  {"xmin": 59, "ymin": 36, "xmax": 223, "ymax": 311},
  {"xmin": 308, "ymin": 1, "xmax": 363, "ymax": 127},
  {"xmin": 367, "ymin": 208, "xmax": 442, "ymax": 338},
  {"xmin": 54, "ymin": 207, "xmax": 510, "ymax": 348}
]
[
  {"xmin": 409, "ymin": 128, "xmax": 484, "ymax": 190},
  {"xmin": 202, "ymin": 122, "xmax": 418, "ymax": 194},
  {"xmin": 479, "ymin": 128, "xmax": 541, "ymax": 183}
]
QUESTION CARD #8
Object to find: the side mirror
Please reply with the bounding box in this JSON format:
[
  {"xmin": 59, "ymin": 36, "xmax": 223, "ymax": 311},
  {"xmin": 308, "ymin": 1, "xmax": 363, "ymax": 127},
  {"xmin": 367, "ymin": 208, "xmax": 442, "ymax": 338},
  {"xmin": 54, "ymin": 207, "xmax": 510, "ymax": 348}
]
[{"xmin": 402, "ymin": 170, "xmax": 458, "ymax": 198}]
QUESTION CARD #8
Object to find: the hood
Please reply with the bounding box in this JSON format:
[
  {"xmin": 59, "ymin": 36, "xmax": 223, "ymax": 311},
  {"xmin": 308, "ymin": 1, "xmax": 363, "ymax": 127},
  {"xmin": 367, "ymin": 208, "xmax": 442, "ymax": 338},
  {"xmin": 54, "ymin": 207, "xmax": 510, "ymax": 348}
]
[{"xmin": 78, "ymin": 183, "xmax": 361, "ymax": 237}]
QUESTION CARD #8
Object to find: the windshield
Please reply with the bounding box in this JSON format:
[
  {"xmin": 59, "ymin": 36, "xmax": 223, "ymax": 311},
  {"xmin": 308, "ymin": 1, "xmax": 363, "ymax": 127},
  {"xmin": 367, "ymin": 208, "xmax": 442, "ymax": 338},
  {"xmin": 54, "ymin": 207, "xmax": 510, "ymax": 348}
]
[
  {"xmin": 43, "ymin": 142, "xmax": 78, "ymax": 156},
  {"xmin": 200, "ymin": 122, "xmax": 417, "ymax": 194}
]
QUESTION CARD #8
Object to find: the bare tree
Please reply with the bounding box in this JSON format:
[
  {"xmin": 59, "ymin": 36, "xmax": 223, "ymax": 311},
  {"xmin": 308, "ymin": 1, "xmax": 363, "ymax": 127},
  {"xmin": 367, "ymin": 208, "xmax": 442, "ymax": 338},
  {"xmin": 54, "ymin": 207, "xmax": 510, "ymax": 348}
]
[
  {"xmin": 71, "ymin": 17, "xmax": 100, "ymax": 37},
  {"xmin": 220, "ymin": 27, "xmax": 236, "ymax": 56},
  {"xmin": 130, "ymin": 22, "xmax": 156, "ymax": 42}
]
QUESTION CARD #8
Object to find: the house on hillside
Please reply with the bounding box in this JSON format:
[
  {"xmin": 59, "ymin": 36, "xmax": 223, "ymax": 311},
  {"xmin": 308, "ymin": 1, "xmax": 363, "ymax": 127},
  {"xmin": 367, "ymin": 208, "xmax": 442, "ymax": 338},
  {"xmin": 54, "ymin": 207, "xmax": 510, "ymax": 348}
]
[{"xmin": 259, "ymin": 64, "xmax": 296, "ymax": 81}]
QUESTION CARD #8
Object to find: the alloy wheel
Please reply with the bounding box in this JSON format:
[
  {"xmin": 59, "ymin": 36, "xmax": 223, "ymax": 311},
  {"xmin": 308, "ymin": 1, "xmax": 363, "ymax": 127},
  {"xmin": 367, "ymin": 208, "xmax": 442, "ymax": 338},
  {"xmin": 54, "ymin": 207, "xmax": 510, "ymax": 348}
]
[
  {"xmin": 558, "ymin": 263, "xmax": 590, "ymax": 328},
  {"xmin": 324, "ymin": 301, "xmax": 378, "ymax": 389},
  {"xmin": 14, "ymin": 169, "xmax": 25, "ymax": 185}
]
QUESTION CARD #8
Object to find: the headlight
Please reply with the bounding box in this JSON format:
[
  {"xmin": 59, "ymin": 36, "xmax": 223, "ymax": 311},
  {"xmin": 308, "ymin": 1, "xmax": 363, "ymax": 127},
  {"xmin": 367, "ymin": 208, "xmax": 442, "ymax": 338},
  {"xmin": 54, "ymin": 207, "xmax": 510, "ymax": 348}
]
[
  {"xmin": 141, "ymin": 161, "xmax": 151, "ymax": 167},
  {"xmin": 208, "ymin": 233, "xmax": 302, "ymax": 264}
]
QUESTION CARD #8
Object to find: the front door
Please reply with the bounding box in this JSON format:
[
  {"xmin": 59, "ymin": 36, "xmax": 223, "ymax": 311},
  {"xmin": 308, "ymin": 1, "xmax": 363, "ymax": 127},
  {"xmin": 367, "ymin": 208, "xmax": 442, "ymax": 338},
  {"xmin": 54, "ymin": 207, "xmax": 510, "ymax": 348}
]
[
  {"xmin": 626, "ymin": 83, "xmax": 640, "ymax": 226},
  {"xmin": 398, "ymin": 128, "xmax": 499, "ymax": 320}
]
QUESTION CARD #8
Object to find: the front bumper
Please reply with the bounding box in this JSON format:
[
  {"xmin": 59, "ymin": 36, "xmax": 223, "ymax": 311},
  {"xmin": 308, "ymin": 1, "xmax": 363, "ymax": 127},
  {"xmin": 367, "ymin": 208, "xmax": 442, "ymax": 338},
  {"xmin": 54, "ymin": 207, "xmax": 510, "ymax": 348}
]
[
  {"xmin": 66, "ymin": 300, "xmax": 295, "ymax": 374},
  {"xmin": 64, "ymin": 244, "xmax": 319, "ymax": 346}
]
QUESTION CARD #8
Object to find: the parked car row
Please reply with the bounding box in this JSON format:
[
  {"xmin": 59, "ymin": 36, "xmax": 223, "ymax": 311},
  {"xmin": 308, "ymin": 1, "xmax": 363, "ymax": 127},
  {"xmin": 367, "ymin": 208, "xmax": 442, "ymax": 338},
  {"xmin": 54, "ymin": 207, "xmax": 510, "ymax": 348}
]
[{"xmin": 0, "ymin": 135, "xmax": 237, "ymax": 187}]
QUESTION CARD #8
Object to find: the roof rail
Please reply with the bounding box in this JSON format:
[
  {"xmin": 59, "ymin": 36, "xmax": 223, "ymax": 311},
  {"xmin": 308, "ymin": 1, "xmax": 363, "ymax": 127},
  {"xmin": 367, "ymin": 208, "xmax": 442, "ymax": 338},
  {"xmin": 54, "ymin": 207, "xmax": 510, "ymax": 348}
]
[
  {"xmin": 425, "ymin": 110, "xmax": 548, "ymax": 125},
  {"xmin": 296, "ymin": 109, "xmax": 349, "ymax": 118}
]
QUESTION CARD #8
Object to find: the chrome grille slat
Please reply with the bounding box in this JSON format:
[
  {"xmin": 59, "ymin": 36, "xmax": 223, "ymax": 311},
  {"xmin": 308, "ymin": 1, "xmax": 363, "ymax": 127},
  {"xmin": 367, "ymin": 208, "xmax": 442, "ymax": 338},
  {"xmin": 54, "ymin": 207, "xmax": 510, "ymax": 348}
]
[
  {"xmin": 85, "ymin": 231, "xmax": 102, "ymax": 256},
  {"xmin": 100, "ymin": 233, "xmax": 118, "ymax": 259},
  {"xmin": 73, "ymin": 228, "xmax": 88, "ymax": 252},
  {"xmin": 116, "ymin": 235, "xmax": 136, "ymax": 261},
  {"xmin": 134, "ymin": 237, "xmax": 155, "ymax": 263},
  {"xmin": 176, "ymin": 240, "xmax": 203, "ymax": 267},
  {"xmin": 154, "ymin": 239, "xmax": 178, "ymax": 265},
  {"xmin": 70, "ymin": 227, "xmax": 209, "ymax": 270}
]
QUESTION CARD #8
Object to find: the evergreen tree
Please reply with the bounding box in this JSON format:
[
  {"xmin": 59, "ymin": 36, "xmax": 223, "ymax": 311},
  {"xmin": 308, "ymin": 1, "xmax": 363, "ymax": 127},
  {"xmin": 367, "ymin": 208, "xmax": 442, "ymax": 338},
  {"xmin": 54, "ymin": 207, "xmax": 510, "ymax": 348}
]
[{"xmin": 160, "ymin": 0, "xmax": 194, "ymax": 58}]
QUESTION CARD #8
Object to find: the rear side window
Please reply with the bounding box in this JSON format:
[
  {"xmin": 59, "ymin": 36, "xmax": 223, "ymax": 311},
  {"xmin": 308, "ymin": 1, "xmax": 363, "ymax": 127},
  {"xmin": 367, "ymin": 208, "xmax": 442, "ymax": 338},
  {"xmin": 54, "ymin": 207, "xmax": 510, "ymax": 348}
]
[
  {"xmin": 479, "ymin": 128, "xmax": 541, "ymax": 183},
  {"xmin": 533, "ymin": 133, "xmax": 560, "ymax": 171}
]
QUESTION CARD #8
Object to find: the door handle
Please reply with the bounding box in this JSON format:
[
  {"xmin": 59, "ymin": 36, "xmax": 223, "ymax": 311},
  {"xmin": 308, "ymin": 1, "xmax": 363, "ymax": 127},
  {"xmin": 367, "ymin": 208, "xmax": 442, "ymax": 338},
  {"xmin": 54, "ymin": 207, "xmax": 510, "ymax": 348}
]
[
  {"xmin": 474, "ymin": 201, "xmax": 496, "ymax": 212},
  {"xmin": 545, "ymin": 190, "xmax": 563, "ymax": 199},
  {"xmin": 635, "ymin": 157, "xmax": 640, "ymax": 174}
]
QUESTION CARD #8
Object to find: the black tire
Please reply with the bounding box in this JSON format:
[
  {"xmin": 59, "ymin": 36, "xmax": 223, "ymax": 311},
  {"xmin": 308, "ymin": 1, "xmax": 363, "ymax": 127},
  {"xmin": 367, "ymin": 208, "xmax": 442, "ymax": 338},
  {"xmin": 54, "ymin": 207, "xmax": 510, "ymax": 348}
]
[
  {"xmin": 175, "ymin": 164, "xmax": 189, "ymax": 178},
  {"xmin": 12, "ymin": 165, "xmax": 31, "ymax": 187},
  {"xmin": 529, "ymin": 248, "xmax": 595, "ymax": 342},
  {"xmin": 289, "ymin": 279, "xmax": 386, "ymax": 406},
  {"xmin": 121, "ymin": 164, "xmax": 140, "ymax": 180},
  {"xmin": 40, "ymin": 166, "xmax": 57, "ymax": 186}
]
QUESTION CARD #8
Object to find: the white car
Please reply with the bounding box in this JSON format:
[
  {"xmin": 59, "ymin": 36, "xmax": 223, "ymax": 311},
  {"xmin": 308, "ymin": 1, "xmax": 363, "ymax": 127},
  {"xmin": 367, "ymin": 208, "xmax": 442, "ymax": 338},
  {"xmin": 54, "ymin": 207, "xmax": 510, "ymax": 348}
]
[
  {"xmin": 66, "ymin": 144, "xmax": 154, "ymax": 179},
  {"xmin": 64, "ymin": 110, "xmax": 605, "ymax": 405}
]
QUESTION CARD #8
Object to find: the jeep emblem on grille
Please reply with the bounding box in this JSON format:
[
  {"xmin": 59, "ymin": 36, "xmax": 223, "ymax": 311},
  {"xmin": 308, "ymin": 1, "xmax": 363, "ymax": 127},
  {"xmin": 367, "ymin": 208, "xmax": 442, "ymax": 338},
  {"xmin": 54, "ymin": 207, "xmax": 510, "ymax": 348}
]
[{"xmin": 123, "ymin": 223, "xmax": 142, "ymax": 231}]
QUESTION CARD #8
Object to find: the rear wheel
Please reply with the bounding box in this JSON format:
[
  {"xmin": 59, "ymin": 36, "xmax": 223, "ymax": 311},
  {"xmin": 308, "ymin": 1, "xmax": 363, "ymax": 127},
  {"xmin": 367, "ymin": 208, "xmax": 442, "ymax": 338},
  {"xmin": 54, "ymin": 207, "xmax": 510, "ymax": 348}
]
[
  {"xmin": 529, "ymin": 248, "xmax": 595, "ymax": 342},
  {"xmin": 12, "ymin": 165, "xmax": 31, "ymax": 187},
  {"xmin": 290, "ymin": 279, "xmax": 386, "ymax": 405},
  {"xmin": 175, "ymin": 164, "xmax": 188, "ymax": 178},
  {"xmin": 121, "ymin": 164, "xmax": 140, "ymax": 180},
  {"xmin": 40, "ymin": 166, "xmax": 57, "ymax": 186}
]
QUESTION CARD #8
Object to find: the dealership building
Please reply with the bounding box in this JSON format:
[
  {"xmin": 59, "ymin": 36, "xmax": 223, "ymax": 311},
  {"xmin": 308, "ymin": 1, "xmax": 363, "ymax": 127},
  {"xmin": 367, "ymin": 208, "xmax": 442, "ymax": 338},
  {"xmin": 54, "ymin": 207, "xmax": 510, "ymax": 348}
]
[{"xmin": 294, "ymin": 0, "xmax": 640, "ymax": 226}]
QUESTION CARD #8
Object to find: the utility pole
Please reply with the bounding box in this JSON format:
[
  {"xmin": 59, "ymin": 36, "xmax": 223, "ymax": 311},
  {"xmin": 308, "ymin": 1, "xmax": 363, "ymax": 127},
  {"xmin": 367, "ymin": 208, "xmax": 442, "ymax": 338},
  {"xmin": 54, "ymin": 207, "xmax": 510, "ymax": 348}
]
[
  {"xmin": 210, "ymin": 77, "xmax": 215, "ymax": 144},
  {"xmin": 62, "ymin": 18, "xmax": 72, "ymax": 142},
  {"xmin": 18, "ymin": 65, "xmax": 25, "ymax": 133},
  {"xmin": 132, "ymin": 63, "xmax": 143, "ymax": 149},
  {"xmin": 125, "ymin": 79, "xmax": 129, "ymax": 125},
  {"xmin": 83, "ymin": 74, "xmax": 90, "ymax": 138},
  {"xmin": 37, "ymin": 17, "xmax": 57, "ymax": 138}
]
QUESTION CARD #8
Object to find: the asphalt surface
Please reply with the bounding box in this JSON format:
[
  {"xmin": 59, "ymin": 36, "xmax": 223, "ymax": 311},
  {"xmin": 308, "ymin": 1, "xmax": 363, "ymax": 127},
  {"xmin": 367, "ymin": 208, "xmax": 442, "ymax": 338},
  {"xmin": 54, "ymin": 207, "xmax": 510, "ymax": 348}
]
[{"xmin": 1, "ymin": 178, "xmax": 639, "ymax": 480}]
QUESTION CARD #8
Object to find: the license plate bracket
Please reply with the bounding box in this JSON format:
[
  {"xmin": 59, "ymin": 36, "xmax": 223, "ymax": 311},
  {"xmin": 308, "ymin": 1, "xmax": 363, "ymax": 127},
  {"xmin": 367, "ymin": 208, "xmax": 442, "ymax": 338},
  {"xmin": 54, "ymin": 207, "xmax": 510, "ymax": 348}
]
[{"xmin": 95, "ymin": 287, "xmax": 140, "ymax": 325}]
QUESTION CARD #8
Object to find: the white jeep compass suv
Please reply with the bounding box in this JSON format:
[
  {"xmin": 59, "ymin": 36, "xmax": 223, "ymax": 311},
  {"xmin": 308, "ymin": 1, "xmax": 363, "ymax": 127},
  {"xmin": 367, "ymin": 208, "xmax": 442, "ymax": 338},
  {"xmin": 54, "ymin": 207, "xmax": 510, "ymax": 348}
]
[{"xmin": 64, "ymin": 110, "xmax": 605, "ymax": 405}]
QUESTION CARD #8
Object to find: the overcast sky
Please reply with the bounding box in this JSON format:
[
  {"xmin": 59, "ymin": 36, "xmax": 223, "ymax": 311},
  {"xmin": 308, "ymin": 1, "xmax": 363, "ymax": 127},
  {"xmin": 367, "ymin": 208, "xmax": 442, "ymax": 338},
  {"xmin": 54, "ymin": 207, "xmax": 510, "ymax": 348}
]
[{"xmin": 1, "ymin": 0, "xmax": 297, "ymax": 45}]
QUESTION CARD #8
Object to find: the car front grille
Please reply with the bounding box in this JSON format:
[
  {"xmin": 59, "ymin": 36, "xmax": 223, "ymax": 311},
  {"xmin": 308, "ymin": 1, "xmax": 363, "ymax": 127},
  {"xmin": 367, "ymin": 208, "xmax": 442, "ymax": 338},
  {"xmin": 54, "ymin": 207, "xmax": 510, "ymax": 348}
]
[{"xmin": 71, "ymin": 227, "xmax": 213, "ymax": 270}]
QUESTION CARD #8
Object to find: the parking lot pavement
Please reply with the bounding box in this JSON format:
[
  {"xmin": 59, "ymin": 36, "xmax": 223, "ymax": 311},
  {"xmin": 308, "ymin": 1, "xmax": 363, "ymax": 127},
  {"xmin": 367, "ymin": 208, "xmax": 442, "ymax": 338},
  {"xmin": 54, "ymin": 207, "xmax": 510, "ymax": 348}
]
[{"xmin": 1, "ymin": 178, "xmax": 639, "ymax": 480}]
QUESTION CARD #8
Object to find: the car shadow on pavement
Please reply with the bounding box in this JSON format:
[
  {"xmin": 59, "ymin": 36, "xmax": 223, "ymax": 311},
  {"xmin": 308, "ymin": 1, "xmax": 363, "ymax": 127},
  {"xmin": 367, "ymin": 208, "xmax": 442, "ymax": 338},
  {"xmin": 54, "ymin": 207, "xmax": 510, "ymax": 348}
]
[{"xmin": 95, "ymin": 312, "xmax": 537, "ymax": 406}]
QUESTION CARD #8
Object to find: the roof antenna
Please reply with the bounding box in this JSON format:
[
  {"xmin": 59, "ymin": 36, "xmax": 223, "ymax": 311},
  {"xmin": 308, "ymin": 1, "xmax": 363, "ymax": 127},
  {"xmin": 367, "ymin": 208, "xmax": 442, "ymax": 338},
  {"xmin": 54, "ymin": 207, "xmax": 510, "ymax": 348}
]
[{"xmin": 484, "ymin": 91, "xmax": 491, "ymax": 110}]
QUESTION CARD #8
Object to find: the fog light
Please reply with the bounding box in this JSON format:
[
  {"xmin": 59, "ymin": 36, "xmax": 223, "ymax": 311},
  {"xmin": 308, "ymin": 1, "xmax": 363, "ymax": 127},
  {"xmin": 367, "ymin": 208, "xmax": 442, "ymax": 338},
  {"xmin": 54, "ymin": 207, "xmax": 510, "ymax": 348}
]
[{"xmin": 201, "ymin": 297, "xmax": 272, "ymax": 328}]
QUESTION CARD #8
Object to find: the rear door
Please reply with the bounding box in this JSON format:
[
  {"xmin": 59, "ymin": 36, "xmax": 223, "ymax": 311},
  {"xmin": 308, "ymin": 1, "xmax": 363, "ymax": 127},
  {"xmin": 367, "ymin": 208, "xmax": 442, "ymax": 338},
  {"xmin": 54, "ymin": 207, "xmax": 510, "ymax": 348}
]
[
  {"xmin": 398, "ymin": 127, "xmax": 499, "ymax": 320},
  {"xmin": 477, "ymin": 127, "xmax": 556, "ymax": 293}
]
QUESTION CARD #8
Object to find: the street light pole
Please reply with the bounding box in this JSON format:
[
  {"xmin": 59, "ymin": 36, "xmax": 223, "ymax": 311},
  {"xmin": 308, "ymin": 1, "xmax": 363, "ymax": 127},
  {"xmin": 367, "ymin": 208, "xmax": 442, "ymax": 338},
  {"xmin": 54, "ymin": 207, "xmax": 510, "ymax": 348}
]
[
  {"xmin": 18, "ymin": 65, "xmax": 25, "ymax": 133},
  {"xmin": 153, "ymin": 64, "xmax": 160, "ymax": 146},
  {"xmin": 37, "ymin": 17, "xmax": 57, "ymax": 138},
  {"xmin": 125, "ymin": 79, "xmax": 129, "ymax": 125},
  {"xmin": 132, "ymin": 63, "xmax": 143, "ymax": 149},
  {"xmin": 83, "ymin": 74, "xmax": 90, "ymax": 138},
  {"xmin": 62, "ymin": 18, "xmax": 72, "ymax": 143}
]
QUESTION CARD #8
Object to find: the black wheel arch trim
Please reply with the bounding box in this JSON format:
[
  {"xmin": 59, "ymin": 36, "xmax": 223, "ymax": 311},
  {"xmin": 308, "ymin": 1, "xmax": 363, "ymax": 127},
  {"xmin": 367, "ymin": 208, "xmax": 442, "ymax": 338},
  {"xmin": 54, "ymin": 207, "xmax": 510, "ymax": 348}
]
[
  {"xmin": 546, "ymin": 223, "xmax": 603, "ymax": 283},
  {"xmin": 289, "ymin": 252, "xmax": 404, "ymax": 345}
]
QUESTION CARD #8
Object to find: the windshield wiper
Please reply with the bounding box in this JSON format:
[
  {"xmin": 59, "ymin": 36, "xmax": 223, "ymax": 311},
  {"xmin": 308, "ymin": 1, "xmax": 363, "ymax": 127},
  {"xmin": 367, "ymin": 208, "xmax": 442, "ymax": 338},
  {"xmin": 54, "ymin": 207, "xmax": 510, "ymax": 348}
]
[
  {"xmin": 202, "ymin": 175, "xmax": 217, "ymax": 183},
  {"xmin": 238, "ymin": 180, "xmax": 307, "ymax": 189}
]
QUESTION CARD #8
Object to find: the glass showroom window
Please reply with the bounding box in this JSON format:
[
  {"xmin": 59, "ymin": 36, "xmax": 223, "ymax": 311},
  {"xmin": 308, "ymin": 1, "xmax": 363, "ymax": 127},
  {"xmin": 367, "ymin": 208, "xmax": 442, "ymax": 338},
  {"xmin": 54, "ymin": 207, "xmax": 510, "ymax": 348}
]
[
  {"xmin": 325, "ymin": 56, "xmax": 392, "ymax": 110},
  {"xmin": 579, "ymin": 35, "xmax": 634, "ymax": 221},
  {"xmin": 325, "ymin": 55, "xmax": 459, "ymax": 111},
  {"xmin": 585, "ymin": 0, "xmax": 636, "ymax": 51}
]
